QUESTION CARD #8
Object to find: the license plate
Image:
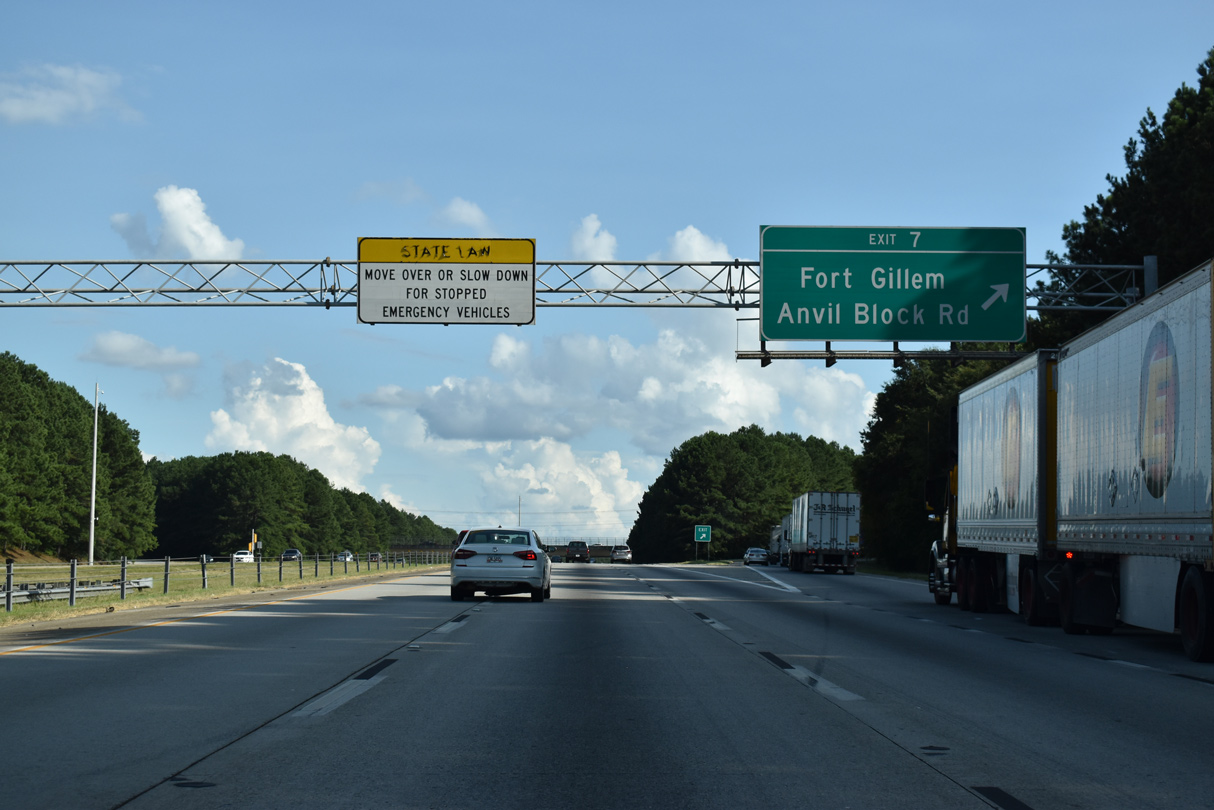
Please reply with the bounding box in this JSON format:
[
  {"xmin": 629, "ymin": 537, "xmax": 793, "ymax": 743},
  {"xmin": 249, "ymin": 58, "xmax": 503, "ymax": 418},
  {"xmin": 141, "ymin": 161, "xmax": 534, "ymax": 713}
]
[{"xmin": 486, "ymin": 556, "xmax": 503, "ymax": 563}]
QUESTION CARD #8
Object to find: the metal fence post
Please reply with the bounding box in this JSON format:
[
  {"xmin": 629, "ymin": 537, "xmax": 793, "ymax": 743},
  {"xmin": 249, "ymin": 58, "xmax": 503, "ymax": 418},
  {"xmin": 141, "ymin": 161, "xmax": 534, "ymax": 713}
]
[
  {"xmin": 164, "ymin": 557, "xmax": 170, "ymax": 594},
  {"xmin": 69, "ymin": 559, "xmax": 77, "ymax": 607},
  {"xmin": 314, "ymin": 554, "xmax": 319, "ymax": 578},
  {"xmin": 5, "ymin": 559, "xmax": 13, "ymax": 612},
  {"xmin": 257, "ymin": 555, "xmax": 262, "ymax": 584},
  {"xmin": 230, "ymin": 554, "xmax": 235, "ymax": 587},
  {"xmin": 120, "ymin": 557, "xmax": 128, "ymax": 600},
  {"xmin": 201, "ymin": 555, "xmax": 208, "ymax": 590},
  {"xmin": 278, "ymin": 557, "xmax": 283, "ymax": 583},
  {"xmin": 298, "ymin": 556, "xmax": 304, "ymax": 580}
]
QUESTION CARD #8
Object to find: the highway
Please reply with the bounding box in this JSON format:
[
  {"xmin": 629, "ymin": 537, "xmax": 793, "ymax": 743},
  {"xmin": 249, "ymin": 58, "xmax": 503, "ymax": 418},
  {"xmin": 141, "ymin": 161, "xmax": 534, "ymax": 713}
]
[{"xmin": 2, "ymin": 563, "xmax": 1212, "ymax": 810}]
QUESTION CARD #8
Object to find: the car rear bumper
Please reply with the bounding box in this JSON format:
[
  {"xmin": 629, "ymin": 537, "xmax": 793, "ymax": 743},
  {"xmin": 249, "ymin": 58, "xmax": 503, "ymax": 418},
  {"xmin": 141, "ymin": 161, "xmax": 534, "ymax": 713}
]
[{"xmin": 451, "ymin": 570, "xmax": 545, "ymax": 593}]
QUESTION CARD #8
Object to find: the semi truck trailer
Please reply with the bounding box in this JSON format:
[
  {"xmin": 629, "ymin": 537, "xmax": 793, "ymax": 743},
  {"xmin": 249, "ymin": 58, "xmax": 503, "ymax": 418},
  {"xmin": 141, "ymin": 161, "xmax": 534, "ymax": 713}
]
[
  {"xmin": 929, "ymin": 260, "xmax": 1214, "ymax": 661},
  {"xmin": 787, "ymin": 491, "xmax": 861, "ymax": 574}
]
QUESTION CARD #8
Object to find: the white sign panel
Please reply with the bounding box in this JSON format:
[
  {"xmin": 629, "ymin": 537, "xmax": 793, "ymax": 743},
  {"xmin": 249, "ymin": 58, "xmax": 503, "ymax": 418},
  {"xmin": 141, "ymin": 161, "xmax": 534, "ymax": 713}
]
[{"xmin": 357, "ymin": 237, "xmax": 536, "ymax": 325}]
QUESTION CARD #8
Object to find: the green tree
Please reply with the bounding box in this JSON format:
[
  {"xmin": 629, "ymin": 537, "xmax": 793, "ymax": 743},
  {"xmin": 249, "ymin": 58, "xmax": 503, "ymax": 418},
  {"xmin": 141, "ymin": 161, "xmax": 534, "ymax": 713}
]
[
  {"xmin": 854, "ymin": 352, "xmax": 1011, "ymax": 570},
  {"xmin": 628, "ymin": 425, "xmax": 856, "ymax": 563},
  {"xmin": 0, "ymin": 353, "xmax": 156, "ymax": 559},
  {"xmin": 94, "ymin": 408, "xmax": 157, "ymax": 559},
  {"xmin": 1037, "ymin": 47, "xmax": 1214, "ymax": 345}
]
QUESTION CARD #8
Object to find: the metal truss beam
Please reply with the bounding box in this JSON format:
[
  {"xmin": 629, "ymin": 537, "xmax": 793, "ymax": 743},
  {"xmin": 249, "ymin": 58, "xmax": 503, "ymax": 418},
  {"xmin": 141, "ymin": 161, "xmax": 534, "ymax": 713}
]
[{"xmin": 0, "ymin": 259, "xmax": 1144, "ymax": 310}]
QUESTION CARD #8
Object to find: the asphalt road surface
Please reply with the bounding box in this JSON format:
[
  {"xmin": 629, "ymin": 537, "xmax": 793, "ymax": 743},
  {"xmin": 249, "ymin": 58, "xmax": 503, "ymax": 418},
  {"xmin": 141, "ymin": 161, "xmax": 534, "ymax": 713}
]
[{"xmin": 2, "ymin": 563, "xmax": 1211, "ymax": 810}]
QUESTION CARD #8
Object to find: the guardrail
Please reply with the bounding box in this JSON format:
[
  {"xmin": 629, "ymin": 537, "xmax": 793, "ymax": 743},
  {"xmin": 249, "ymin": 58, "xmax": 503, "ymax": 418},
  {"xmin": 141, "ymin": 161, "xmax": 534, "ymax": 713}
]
[
  {"xmin": 6, "ymin": 578, "xmax": 154, "ymax": 605},
  {"xmin": 2, "ymin": 551, "xmax": 452, "ymax": 613}
]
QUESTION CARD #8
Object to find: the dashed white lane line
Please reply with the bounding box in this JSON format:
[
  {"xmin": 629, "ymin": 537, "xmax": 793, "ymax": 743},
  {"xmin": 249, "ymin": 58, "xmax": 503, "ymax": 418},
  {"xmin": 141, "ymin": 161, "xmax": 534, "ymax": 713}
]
[{"xmin": 293, "ymin": 675, "xmax": 386, "ymax": 718}]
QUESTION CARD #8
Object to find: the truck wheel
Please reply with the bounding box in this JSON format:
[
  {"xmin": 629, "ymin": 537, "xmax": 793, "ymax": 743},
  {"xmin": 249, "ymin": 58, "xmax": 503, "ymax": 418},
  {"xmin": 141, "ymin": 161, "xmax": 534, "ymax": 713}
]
[
  {"xmin": 934, "ymin": 585, "xmax": 952, "ymax": 606},
  {"xmin": 1179, "ymin": 567, "xmax": 1214, "ymax": 662}
]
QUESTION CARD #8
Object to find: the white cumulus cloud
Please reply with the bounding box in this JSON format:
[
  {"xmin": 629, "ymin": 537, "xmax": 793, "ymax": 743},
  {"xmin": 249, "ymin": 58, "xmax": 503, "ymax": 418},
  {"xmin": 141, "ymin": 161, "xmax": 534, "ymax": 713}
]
[
  {"xmin": 650, "ymin": 224, "xmax": 733, "ymax": 262},
  {"xmin": 111, "ymin": 186, "xmax": 245, "ymax": 260},
  {"xmin": 481, "ymin": 439, "xmax": 644, "ymax": 537},
  {"xmin": 207, "ymin": 358, "xmax": 381, "ymax": 492},
  {"xmin": 80, "ymin": 331, "xmax": 200, "ymax": 371},
  {"xmin": 0, "ymin": 64, "xmax": 138, "ymax": 125},
  {"xmin": 570, "ymin": 214, "xmax": 618, "ymax": 261},
  {"xmin": 436, "ymin": 197, "xmax": 494, "ymax": 236}
]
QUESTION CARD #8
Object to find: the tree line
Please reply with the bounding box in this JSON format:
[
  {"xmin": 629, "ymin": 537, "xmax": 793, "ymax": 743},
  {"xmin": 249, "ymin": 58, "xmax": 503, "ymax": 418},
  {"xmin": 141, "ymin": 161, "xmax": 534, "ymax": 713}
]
[
  {"xmin": 0, "ymin": 352, "xmax": 156, "ymax": 560},
  {"xmin": 149, "ymin": 452, "xmax": 455, "ymax": 559},
  {"xmin": 627, "ymin": 425, "xmax": 855, "ymax": 562},
  {"xmin": 0, "ymin": 351, "xmax": 454, "ymax": 561}
]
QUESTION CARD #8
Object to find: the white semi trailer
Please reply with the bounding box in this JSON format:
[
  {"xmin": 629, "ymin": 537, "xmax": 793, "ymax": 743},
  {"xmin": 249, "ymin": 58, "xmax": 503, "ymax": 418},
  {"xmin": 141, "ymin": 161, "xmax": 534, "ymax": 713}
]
[
  {"xmin": 929, "ymin": 260, "xmax": 1214, "ymax": 661},
  {"xmin": 788, "ymin": 491, "xmax": 861, "ymax": 574}
]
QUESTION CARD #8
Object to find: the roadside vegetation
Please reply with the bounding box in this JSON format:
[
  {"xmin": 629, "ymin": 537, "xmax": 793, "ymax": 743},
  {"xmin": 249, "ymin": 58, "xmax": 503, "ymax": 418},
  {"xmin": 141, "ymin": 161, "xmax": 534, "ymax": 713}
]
[{"xmin": 0, "ymin": 554, "xmax": 449, "ymax": 629}]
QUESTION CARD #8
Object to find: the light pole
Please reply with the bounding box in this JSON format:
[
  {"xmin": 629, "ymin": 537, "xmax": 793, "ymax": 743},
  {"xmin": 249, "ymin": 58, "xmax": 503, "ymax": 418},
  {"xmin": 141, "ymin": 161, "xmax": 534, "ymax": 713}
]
[{"xmin": 89, "ymin": 383, "xmax": 102, "ymax": 565}]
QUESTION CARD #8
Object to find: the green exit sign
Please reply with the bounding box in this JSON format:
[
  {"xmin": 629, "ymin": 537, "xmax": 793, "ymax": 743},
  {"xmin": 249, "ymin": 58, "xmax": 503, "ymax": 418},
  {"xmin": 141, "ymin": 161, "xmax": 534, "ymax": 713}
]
[
  {"xmin": 759, "ymin": 226, "xmax": 1026, "ymax": 342},
  {"xmin": 694, "ymin": 525, "xmax": 711, "ymax": 543}
]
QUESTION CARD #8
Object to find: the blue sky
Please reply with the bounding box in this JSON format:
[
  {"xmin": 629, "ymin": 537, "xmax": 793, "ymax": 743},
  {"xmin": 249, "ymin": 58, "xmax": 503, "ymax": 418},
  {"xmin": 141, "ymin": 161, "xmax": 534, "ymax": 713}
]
[{"xmin": 2, "ymin": 2, "xmax": 1212, "ymax": 541}]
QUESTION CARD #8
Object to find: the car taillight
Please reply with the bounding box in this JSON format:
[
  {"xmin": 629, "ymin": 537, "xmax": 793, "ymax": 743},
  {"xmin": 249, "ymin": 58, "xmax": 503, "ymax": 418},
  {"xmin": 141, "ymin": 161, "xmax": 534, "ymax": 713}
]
[
  {"xmin": 513, "ymin": 550, "xmax": 537, "ymax": 561},
  {"xmin": 453, "ymin": 548, "xmax": 478, "ymax": 559}
]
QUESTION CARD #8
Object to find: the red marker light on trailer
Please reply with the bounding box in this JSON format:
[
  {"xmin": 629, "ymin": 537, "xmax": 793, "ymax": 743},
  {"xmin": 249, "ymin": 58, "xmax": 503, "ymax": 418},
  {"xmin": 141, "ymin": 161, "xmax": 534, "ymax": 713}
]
[{"xmin": 1065, "ymin": 551, "xmax": 1073, "ymax": 560}]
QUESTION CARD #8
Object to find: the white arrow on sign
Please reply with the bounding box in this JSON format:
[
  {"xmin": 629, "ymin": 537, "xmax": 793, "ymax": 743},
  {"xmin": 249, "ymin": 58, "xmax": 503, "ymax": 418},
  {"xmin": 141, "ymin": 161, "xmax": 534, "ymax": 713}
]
[{"xmin": 981, "ymin": 283, "xmax": 1010, "ymax": 311}]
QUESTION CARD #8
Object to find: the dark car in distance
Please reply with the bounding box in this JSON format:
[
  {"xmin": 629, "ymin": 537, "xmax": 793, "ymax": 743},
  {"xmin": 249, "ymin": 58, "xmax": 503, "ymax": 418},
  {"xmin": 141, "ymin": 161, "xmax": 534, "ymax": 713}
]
[
  {"xmin": 565, "ymin": 540, "xmax": 589, "ymax": 563},
  {"xmin": 281, "ymin": 548, "xmax": 303, "ymax": 561}
]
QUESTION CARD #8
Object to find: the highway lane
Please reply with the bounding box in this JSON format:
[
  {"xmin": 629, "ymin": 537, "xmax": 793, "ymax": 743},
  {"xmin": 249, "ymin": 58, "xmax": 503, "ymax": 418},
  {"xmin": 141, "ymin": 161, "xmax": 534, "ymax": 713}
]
[
  {"xmin": 644, "ymin": 563, "xmax": 1214, "ymax": 810},
  {"xmin": 0, "ymin": 572, "xmax": 466, "ymax": 809},
  {"xmin": 121, "ymin": 563, "xmax": 983, "ymax": 810},
  {"xmin": 3, "ymin": 563, "xmax": 1211, "ymax": 809}
]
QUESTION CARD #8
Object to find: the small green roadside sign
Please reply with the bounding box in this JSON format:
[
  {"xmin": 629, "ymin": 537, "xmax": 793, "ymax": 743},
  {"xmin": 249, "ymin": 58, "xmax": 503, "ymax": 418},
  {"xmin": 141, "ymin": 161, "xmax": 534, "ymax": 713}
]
[
  {"xmin": 695, "ymin": 525, "xmax": 711, "ymax": 543},
  {"xmin": 759, "ymin": 226, "xmax": 1026, "ymax": 342}
]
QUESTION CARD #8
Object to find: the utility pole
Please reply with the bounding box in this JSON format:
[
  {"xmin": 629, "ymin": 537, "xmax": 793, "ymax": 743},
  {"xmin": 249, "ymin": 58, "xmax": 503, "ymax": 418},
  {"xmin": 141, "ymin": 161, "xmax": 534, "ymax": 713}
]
[{"xmin": 89, "ymin": 383, "xmax": 102, "ymax": 565}]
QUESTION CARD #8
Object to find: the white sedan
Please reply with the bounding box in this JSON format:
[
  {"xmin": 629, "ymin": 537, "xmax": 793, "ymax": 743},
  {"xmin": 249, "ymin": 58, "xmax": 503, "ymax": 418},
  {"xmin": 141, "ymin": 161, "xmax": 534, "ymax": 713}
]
[
  {"xmin": 232, "ymin": 550, "xmax": 255, "ymax": 563},
  {"xmin": 450, "ymin": 527, "xmax": 552, "ymax": 602}
]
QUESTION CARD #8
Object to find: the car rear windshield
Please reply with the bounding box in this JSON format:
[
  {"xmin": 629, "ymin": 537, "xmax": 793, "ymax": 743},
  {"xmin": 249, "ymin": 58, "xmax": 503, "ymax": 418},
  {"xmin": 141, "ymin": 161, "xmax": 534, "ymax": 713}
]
[
  {"xmin": 614, "ymin": 546, "xmax": 629, "ymax": 551},
  {"xmin": 464, "ymin": 531, "xmax": 531, "ymax": 545}
]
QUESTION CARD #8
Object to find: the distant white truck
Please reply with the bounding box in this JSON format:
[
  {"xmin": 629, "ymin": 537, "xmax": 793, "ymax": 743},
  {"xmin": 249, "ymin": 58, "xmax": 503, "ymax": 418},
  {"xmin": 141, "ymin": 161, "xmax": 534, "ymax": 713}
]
[{"xmin": 786, "ymin": 491, "xmax": 861, "ymax": 574}]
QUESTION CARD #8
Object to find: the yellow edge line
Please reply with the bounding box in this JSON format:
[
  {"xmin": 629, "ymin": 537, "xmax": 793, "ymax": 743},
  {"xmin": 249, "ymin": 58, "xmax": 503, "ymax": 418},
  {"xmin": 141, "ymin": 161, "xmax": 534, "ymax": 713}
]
[{"xmin": 0, "ymin": 570, "xmax": 437, "ymax": 656}]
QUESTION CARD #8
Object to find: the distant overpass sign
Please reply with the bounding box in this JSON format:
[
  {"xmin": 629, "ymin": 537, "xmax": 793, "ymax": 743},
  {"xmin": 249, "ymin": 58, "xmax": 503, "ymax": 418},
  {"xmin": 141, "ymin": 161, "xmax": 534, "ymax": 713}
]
[
  {"xmin": 759, "ymin": 226, "xmax": 1026, "ymax": 342},
  {"xmin": 358, "ymin": 237, "xmax": 536, "ymax": 325}
]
